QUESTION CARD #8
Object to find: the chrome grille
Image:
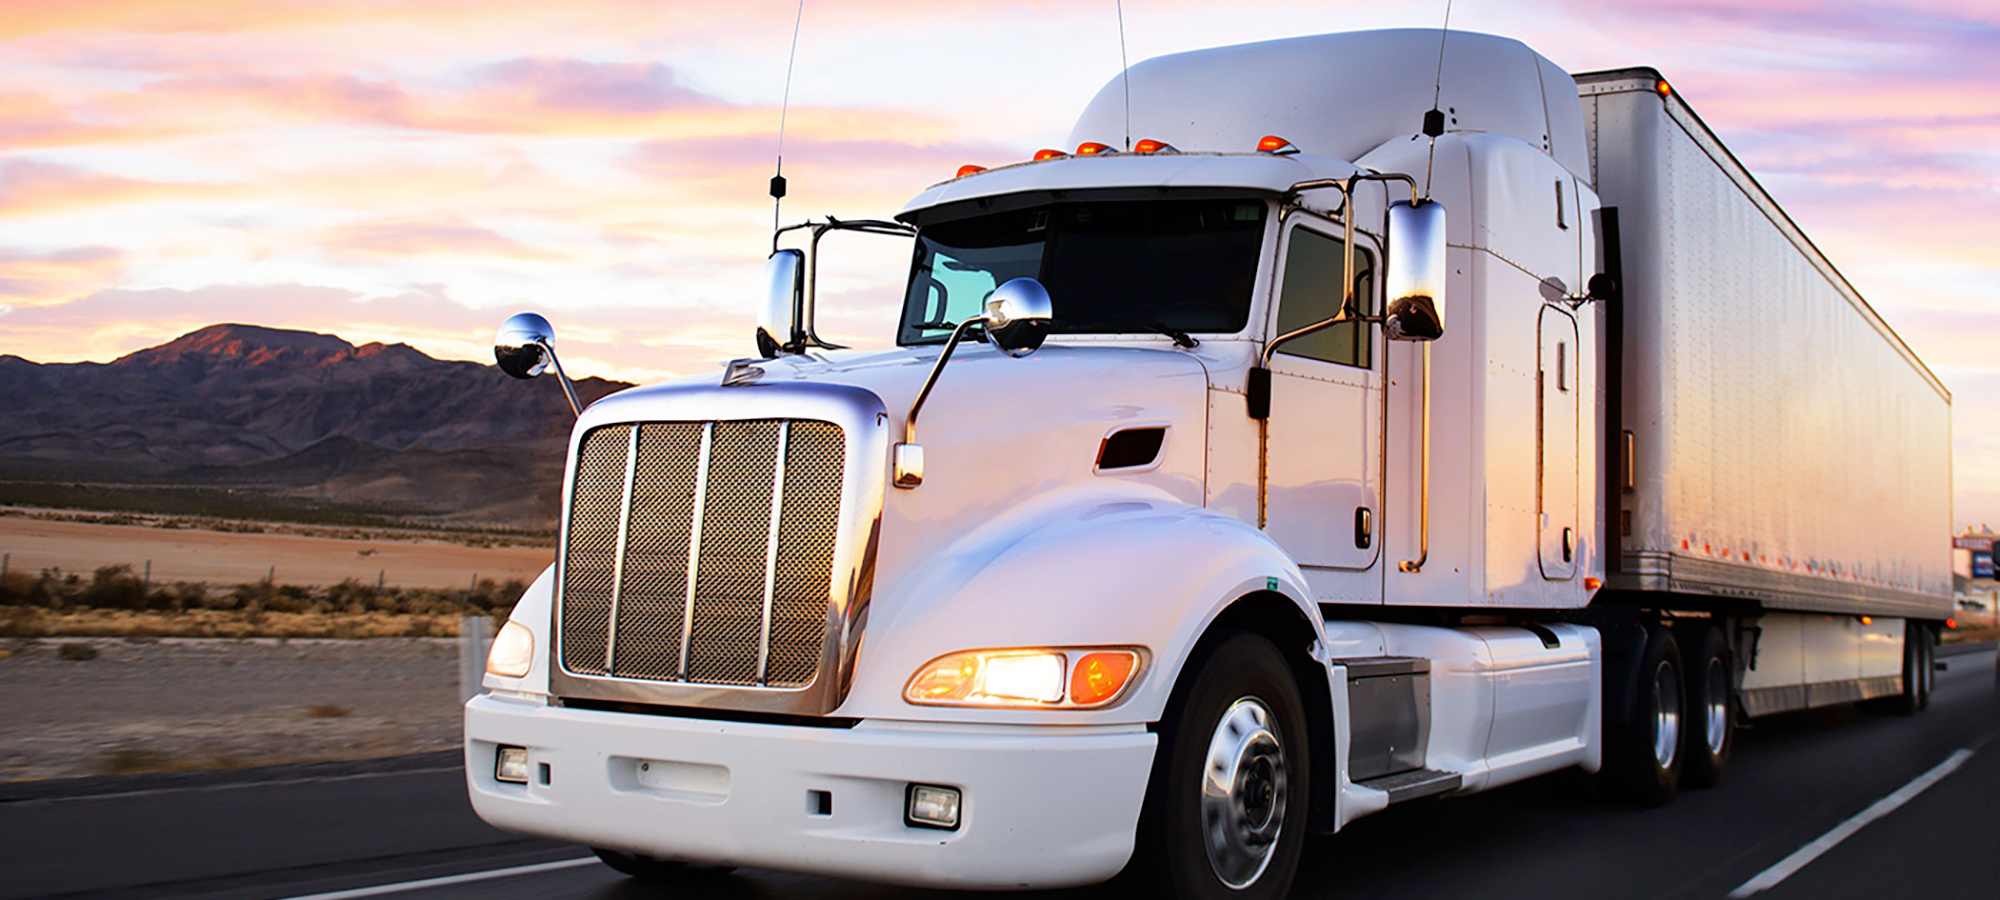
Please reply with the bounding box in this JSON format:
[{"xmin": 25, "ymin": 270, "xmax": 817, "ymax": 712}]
[{"xmin": 559, "ymin": 419, "xmax": 846, "ymax": 689}]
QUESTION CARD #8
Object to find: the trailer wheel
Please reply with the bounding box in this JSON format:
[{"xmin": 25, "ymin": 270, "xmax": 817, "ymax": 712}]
[
  {"xmin": 1603, "ymin": 623, "xmax": 1682, "ymax": 806},
  {"xmin": 591, "ymin": 848, "xmax": 734, "ymax": 882},
  {"xmin": 1130, "ymin": 629, "xmax": 1309, "ymax": 900},
  {"xmin": 1680, "ymin": 624, "xmax": 1732, "ymax": 789},
  {"xmin": 1879, "ymin": 621, "xmax": 1933, "ymax": 715}
]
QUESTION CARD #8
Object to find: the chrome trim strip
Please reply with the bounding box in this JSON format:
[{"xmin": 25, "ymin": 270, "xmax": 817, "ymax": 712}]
[
  {"xmin": 601, "ymin": 426, "xmax": 641, "ymax": 672},
  {"xmin": 757, "ymin": 421, "xmax": 790, "ymax": 685},
  {"xmin": 677, "ymin": 422, "xmax": 714, "ymax": 681}
]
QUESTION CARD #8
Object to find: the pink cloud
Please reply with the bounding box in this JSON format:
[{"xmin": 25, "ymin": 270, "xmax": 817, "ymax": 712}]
[
  {"xmin": 0, "ymin": 245, "xmax": 125, "ymax": 300},
  {"xmin": 0, "ymin": 158, "xmax": 225, "ymax": 215},
  {"xmin": 321, "ymin": 216, "xmax": 570, "ymax": 262}
]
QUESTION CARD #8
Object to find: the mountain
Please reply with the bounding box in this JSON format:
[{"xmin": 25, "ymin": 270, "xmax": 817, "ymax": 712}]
[{"xmin": 0, "ymin": 324, "xmax": 632, "ymax": 526}]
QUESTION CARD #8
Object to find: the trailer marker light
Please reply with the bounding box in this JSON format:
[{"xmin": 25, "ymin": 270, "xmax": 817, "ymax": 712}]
[
  {"xmin": 1070, "ymin": 651, "xmax": 1139, "ymax": 706},
  {"xmin": 1257, "ymin": 134, "xmax": 1299, "ymax": 154},
  {"xmin": 495, "ymin": 746, "xmax": 530, "ymax": 784},
  {"xmin": 1075, "ymin": 142, "xmax": 1113, "ymax": 155},
  {"xmin": 1132, "ymin": 138, "xmax": 1175, "ymax": 154},
  {"xmin": 1947, "ymin": 618, "xmax": 1957, "ymax": 630},
  {"xmin": 1033, "ymin": 148, "xmax": 1067, "ymax": 161},
  {"xmin": 907, "ymin": 784, "xmax": 961, "ymax": 830},
  {"xmin": 955, "ymin": 164, "xmax": 987, "ymax": 178}
]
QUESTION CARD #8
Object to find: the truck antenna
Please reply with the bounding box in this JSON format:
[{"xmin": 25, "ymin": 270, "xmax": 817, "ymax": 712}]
[
  {"xmin": 1117, "ymin": 0, "xmax": 1132, "ymax": 151},
  {"xmin": 1422, "ymin": 0, "xmax": 1453, "ymax": 199},
  {"xmin": 771, "ymin": 0, "xmax": 806, "ymax": 232}
]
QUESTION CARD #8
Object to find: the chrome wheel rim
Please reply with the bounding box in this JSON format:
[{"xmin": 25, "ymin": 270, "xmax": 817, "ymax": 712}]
[
  {"xmin": 1653, "ymin": 659, "xmax": 1682, "ymax": 769},
  {"xmin": 1703, "ymin": 656, "xmax": 1728, "ymax": 755},
  {"xmin": 1201, "ymin": 697, "xmax": 1287, "ymax": 889}
]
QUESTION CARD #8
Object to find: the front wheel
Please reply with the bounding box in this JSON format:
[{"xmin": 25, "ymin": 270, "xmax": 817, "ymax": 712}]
[
  {"xmin": 1129, "ymin": 630, "xmax": 1310, "ymax": 900},
  {"xmin": 1602, "ymin": 623, "xmax": 1682, "ymax": 806}
]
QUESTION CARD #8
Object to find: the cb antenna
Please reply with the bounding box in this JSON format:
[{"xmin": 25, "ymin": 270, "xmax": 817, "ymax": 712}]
[
  {"xmin": 1421, "ymin": 0, "xmax": 1453, "ymax": 199},
  {"xmin": 771, "ymin": 0, "xmax": 806, "ymax": 231},
  {"xmin": 1117, "ymin": 0, "xmax": 1131, "ymax": 151}
]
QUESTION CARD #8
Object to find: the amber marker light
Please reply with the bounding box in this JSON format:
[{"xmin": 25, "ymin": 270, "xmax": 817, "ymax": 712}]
[
  {"xmin": 1132, "ymin": 138, "xmax": 1175, "ymax": 154},
  {"xmin": 1033, "ymin": 148, "xmax": 1067, "ymax": 161},
  {"xmin": 1584, "ymin": 577, "xmax": 1603, "ymax": 591},
  {"xmin": 1256, "ymin": 134, "xmax": 1299, "ymax": 154},
  {"xmin": 1075, "ymin": 141, "xmax": 1113, "ymax": 155},
  {"xmin": 1656, "ymin": 79, "xmax": 1672, "ymax": 97},
  {"xmin": 1069, "ymin": 651, "xmax": 1140, "ymax": 706},
  {"xmin": 955, "ymin": 164, "xmax": 987, "ymax": 178}
]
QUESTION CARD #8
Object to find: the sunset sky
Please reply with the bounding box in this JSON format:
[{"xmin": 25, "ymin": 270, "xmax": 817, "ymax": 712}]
[{"xmin": 2, "ymin": 0, "xmax": 1997, "ymax": 528}]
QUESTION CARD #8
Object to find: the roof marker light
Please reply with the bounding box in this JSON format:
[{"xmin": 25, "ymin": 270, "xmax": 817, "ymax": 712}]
[
  {"xmin": 1257, "ymin": 135, "xmax": 1299, "ymax": 154},
  {"xmin": 1033, "ymin": 148, "xmax": 1067, "ymax": 161},
  {"xmin": 955, "ymin": 164, "xmax": 987, "ymax": 178},
  {"xmin": 1656, "ymin": 79, "xmax": 1672, "ymax": 97},
  {"xmin": 1132, "ymin": 138, "xmax": 1176, "ymax": 154},
  {"xmin": 1075, "ymin": 142, "xmax": 1113, "ymax": 155}
]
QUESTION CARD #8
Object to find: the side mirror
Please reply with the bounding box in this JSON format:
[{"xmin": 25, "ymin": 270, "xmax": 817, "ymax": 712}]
[
  {"xmin": 495, "ymin": 312, "xmax": 556, "ymax": 379},
  {"xmin": 982, "ymin": 277, "xmax": 1054, "ymax": 358},
  {"xmin": 757, "ymin": 249, "xmax": 805, "ymax": 357},
  {"xmin": 493, "ymin": 312, "xmax": 582, "ymax": 417},
  {"xmin": 1384, "ymin": 200, "xmax": 1447, "ymax": 341}
]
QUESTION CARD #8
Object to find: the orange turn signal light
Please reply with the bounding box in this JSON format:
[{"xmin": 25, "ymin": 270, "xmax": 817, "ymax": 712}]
[
  {"xmin": 1256, "ymin": 134, "xmax": 1298, "ymax": 154},
  {"xmin": 1070, "ymin": 651, "xmax": 1139, "ymax": 706},
  {"xmin": 1584, "ymin": 577, "xmax": 1602, "ymax": 591},
  {"xmin": 955, "ymin": 164, "xmax": 987, "ymax": 178},
  {"xmin": 1132, "ymin": 138, "xmax": 1175, "ymax": 154},
  {"xmin": 1075, "ymin": 141, "xmax": 1113, "ymax": 155},
  {"xmin": 1033, "ymin": 148, "xmax": 1067, "ymax": 161}
]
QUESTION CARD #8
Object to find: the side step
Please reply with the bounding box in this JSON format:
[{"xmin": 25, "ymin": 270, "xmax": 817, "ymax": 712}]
[{"xmin": 1355, "ymin": 768, "xmax": 1461, "ymax": 804}]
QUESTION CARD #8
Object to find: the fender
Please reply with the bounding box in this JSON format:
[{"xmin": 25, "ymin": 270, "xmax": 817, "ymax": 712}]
[{"xmin": 838, "ymin": 484, "xmax": 1317, "ymax": 725}]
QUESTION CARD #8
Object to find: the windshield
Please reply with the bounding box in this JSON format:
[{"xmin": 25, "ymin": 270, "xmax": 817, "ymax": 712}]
[{"xmin": 898, "ymin": 198, "xmax": 1268, "ymax": 344}]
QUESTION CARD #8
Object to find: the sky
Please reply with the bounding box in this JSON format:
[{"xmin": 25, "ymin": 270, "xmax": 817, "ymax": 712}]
[{"xmin": 2, "ymin": 0, "xmax": 1998, "ymax": 528}]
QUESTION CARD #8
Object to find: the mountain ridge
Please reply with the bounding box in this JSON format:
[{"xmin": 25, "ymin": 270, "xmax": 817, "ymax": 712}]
[{"xmin": 0, "ymin": 323, "xmax": 634, "ymax": 526}]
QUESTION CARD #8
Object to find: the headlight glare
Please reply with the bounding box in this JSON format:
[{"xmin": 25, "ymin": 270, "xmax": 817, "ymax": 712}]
[{"xmin": 486, "ymin": 620, "xmax": 535, "ymax": 678}]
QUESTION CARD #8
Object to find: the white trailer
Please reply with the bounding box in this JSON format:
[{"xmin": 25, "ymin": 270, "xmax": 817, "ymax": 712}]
[{"xmin": 466, "ymin": 30, "xmax": 1951, "ymax": 899}]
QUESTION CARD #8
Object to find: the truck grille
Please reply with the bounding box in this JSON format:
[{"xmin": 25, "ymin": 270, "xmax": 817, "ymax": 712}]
[{"xmin": 558, "ymin": 419, "xmax": 846, "ymax": 689}]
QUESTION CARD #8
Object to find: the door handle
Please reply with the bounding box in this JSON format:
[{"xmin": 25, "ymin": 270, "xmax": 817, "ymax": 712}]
[{"xmin": 1355, "ymin": 507, "xmax": 1373, "ymax": 549}]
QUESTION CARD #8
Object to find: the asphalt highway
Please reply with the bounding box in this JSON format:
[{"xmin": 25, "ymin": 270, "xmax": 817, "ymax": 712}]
[{"xmin": 5, "ymin": 645, "xmax": 1996, "ymax": 900}]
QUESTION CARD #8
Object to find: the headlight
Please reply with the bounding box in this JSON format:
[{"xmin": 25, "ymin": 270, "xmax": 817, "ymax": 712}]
[
  {"xmin": 486, "ymin": 620, "xmax": 535, "ymax": 678},
  {"xmin": 904, "ymin": 647, "xmax": 1144, "ymax": 709}
]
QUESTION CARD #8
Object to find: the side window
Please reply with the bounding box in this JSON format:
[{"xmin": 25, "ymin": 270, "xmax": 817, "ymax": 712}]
[{"xmin": 1272, "ymin": 226, "xmax": 1375, "ymax": 367}]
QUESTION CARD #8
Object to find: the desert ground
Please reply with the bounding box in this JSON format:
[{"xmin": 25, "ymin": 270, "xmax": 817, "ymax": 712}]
[
  {"xmin": 0, "ymin": 512, "xmax": 552, "ymax": 590},
  {"xmin": 0, "ymin": 637, "xmax": 465, "ymax": 782}
]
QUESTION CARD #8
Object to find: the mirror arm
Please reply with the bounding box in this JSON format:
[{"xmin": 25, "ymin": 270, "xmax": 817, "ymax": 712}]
[
  {"xmin": 903, "ymin": 317, "xmax": 981, "ymax": 448},
  {"xmin": 539, "ymin": 339, "xmax": 583, "ymax": 418},
  {"xmin": 792, "ymin": 217, "xmax": 917, "ymax": 351}
]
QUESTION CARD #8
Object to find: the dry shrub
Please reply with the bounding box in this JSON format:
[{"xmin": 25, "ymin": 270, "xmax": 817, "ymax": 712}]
[
  {"xmin": 2, "ymin": 606, "xmax": 45, "ymax": 637},
  {"xmin": 304, "ymin": 703, "xmax": 351, "ymax": 718},
  {"xmin": 84, "ymin": 565, "xmax": 147, "ymax": 610},
  {"xmin": 94, "ymin": 747, "xmax": 192, "ymax": 775},
  {"xmin": 58, "ymin": 642, "xmax": 99, "ymax": 660},
  {"xmin": 0, "ymin": 570, "xmax": 44, "ymax": 605}
]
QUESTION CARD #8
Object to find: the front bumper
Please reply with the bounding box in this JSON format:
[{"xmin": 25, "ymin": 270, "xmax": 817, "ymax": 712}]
[{"xmin": 463, "ymin": 694, "xmax": 1158, "ymax": 889}]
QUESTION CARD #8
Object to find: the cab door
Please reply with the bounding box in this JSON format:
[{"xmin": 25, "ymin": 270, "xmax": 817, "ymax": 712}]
[
  {"xmin": 1539, "ymin": 306, "xmax": 1579, "ymax": 580},
  {"xmin": 1262, "ymin": 220, "xmax": 1384, "ymax": 587}
]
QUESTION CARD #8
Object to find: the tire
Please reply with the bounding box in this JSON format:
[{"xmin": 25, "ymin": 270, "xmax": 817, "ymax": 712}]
[
  {"xmin": 591, "ymin": 848, "xmax": 734, "ymax": 882},
  {"xmin": 1678, "ymin": 623, "xmax": 1732, "ymax": 789},
  {"xmin": 1128, "ymin": 629, "xmax": 1310, "ymax": 900},
  {"xmin": 1601, "ymin": 623, "xmax": 1682, "ymax": 806},
  {"xmin": 1869, "ymin": 620, "xmax": 1934, "ymax": 716}
]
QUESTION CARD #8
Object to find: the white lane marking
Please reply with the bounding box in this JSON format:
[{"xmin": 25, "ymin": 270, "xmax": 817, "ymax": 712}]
[
  {"xmin": 1728, "ymin": 748, "xmax": 1974, "ymax": 898},
  {"xmin": 13, "ymin": 767, "xmax": 466, "ymax": 805},
  {"xmin": 270, "ymin": 857, "xmax": 598, "ymax": 900}
]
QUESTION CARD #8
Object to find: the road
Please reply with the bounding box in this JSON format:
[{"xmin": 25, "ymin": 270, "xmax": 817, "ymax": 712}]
[{"xmin": 5, "ymin": 645, "xmax": 1996, "ymax": 900}]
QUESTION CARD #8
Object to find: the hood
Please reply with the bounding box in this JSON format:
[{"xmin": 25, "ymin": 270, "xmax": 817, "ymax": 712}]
[{"xmin": 581, "ymin": 341, "xmax": 1216, "ymax": 607}]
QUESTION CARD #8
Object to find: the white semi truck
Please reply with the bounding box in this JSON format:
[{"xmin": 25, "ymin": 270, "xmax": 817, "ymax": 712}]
[{"xmin": 466, "ymin": 30, "xmax": 1951, "ymax": 899}]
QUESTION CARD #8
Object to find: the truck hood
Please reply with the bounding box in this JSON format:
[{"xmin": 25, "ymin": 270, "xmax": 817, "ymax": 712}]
[{"xmin": 580, "ymin": 341, "xmax": 1215, "ymax": 628}]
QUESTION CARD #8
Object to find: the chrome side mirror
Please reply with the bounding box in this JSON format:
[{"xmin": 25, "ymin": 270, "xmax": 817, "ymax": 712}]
[
  {"xmin": 894, "ymin": 276, "xmax": 1055, "ymax": 489},
  {"xmin": 757, "ymin": 249, "xmax": 804, "ymax": 357},
  {"xmin": 981, "ymin": 277, "xmax": 1054, "ymax": 358},
  {"xmin": 493, "ymin": 312, "xmax": 582, "ymax": 417},
  {"xmin": 1384, "ymin": 200, "xmax": 1447, "ymax": 341}
]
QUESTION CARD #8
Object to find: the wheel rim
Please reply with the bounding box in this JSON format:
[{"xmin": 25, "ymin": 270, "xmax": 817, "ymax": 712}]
[
  {"xmin": 1703, "ymin": 656, "xmax": 1728, "ymax": 756},
  {"xmin": 1200, "ymin": 697, "xmax": 1288, "ymax": 889},
  {"xmin": 1652, "ymin": 659, "xmax": 1682, "ymax": 769}
]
